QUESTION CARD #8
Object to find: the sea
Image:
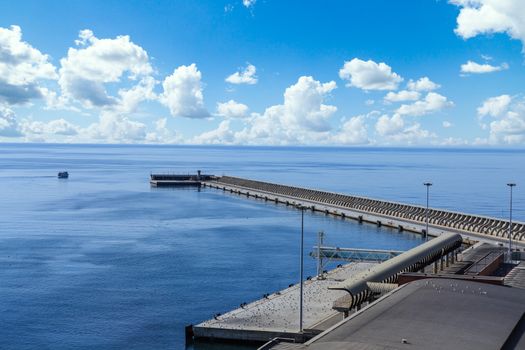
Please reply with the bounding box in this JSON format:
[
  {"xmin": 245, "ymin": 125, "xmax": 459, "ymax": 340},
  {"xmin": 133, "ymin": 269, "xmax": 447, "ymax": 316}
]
[{"xmin": 0, "ymin": 143, "xmax": 524, "ymax": 350}]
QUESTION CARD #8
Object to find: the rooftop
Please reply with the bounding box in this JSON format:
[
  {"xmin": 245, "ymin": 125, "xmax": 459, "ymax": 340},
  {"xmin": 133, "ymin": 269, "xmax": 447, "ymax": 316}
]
[{"xmin": 269, "ymin": 278, "xmax": 525, "ymax": 350}]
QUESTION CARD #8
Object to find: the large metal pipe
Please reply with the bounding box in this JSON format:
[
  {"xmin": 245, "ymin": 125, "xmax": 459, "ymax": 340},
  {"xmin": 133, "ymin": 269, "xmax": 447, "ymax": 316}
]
[{"xmin": 328, "ymin": 232, "xmax": 462, "ymax": 308}]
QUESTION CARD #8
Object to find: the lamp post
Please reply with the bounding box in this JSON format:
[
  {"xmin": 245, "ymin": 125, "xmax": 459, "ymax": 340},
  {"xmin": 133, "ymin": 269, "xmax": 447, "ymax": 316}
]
[
  {"xmin": 424, "ymin": 183, "xmax": 432, "ymax": 240},
  {"xmin": 298, "ymin": 205, "xmax": 305, "ymax": 333},
  {"xmin": 507, "ymin": 183, "xmax": 516, "ymax": 262}
]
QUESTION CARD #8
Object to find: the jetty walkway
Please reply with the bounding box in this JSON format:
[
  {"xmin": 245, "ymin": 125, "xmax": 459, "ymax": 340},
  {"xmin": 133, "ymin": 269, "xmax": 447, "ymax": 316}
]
[{"xmin": 202, "ymin": 176, "xmax": 525, "ymax": 245}]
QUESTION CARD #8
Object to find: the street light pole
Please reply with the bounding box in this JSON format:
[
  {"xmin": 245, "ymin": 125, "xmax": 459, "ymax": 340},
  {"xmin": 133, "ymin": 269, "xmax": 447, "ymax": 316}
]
[
  {"xmin": 424, "ymin": 183, "xmax": 432, "ymax": 241},
  {"xmin": 507, "ymin": 183, "xmax": 516, "ymax": 262},
  {"xmin": 299, "ymin": 205, "xmax": 304, "ymax": 333}
]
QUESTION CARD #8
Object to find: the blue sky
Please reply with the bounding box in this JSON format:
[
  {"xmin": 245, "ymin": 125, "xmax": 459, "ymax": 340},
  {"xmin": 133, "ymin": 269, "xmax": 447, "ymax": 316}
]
[{"xmin": 1, "ymin": 0, "xmax": 524, "ymax": 146}]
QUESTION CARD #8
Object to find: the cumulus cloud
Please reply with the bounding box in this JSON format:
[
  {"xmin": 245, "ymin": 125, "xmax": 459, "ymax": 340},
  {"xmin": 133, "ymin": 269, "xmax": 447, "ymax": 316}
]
[
  {"xmin": 117, "ymin": 76, "xmax": 156, "ymax": 114},
  {"xmin": 406, "ymin": 77, "xmax": 440, "ymax": 92},
  {"xmin": 22, "ymin": 118, "xmax": 79, "ymax": 136},
  {"xmin": 376, "ymin": 114, "xmax": 404, "ymax": 136},
  {"xmin": 233, "ymin": 76, "xmax": 338, "ymax": 145},
  {"xmin": 1, "ymin": 104, "xmax": 80, "ymax": 140},
  {"xmin": 145, "ymin": 118, "xmax": 182, "ymax": 144},
  {"xmin": 191, "ymin": 120, "xmax": 235, "ymax": 144},
  {"xmin": 384, "ymin": 90, "xmax": 421, "ymax": 102},
  {"xmin": 85, "ymin": 112, "xmax": 147, "ymax": 143},
  {"xmin": 225, "ymin": 64, "xmax": 258, "ymax": 85},
  {"xmin": 396, "ymin": 92, "xmax": 454, "ymax": 117},
  {"xmin": 460, "ymin": 60, "xmax": 509, "ymax": 74},
  {"xmin": 58, "ymin": 29, "xmax": 153, "ymax": 108},
  {"xmin": 216, "ymin": 100, "xmax": 249, "ymax": 118},
  {"xmin": 375, "ymin": 113, "xmax": 435, "ymax": 144},
  {"xmin": 339, "ymin": 58, "xmax": 402, "ymax": 90},
  {"xmin": 477, "ymin": 94, "xmax": 525, "ymax": 144},
  {"xmin": 0, "ymin": 105, "xmax": 22, "ymax": 137},
  {"xmin": 160, "ymin": 63, "xmax": 209, "ymax": 119},
  {"xmin": 451, "ymin": 0, "xmax": 525, "ymax": 54},
  {"xmin": 477, "ymin": 94, "xmax": 511, "ymax": 117},
  {"xmin": 331, "ymin": 115, "xmax": 369, "ymax": 145},
  {"xmin": 0, "ymin": 25, "xmax": 57, "ymax": 105},
  {"xmin": 279, "ymin": 76, "xmax": 337, "ymax": 131}
]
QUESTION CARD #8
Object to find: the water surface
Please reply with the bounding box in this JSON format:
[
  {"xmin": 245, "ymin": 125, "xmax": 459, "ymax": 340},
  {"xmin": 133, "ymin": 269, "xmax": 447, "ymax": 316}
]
[{"xmin": 0, "ymin": 144, "xmax": 523, "ymax": 349}]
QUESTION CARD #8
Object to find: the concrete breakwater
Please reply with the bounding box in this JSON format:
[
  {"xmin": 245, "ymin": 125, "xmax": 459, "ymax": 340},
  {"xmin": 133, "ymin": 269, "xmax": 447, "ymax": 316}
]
[{"xmin": 203, "ymin": 176, "xmax": 525, "ymax": 244}]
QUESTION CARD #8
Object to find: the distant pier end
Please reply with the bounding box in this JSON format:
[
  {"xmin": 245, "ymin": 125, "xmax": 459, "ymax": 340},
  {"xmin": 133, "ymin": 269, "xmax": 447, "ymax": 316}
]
[{"xmin": 149, "ymin": 170, "xmax": 217, "ymax": 187}]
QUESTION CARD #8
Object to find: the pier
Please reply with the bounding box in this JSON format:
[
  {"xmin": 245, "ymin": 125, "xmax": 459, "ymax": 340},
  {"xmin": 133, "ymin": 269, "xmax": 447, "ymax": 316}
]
[
  {"xmin": 149, "ymin": 170, "xmax": 216, "ymax": 187},
  {"xmin": 201, "ymin": 175, "xmax": 525, "ymax": 245},
  {"xmin": 149, "ymin": 173, "xmax": 525, "ymax": 346},
  {"xmin": 191, "ymin": 233, "xmax": 463, "ymax": 343},
  {"xmin": 192, "ymin": 262, "xmax": 376, "ymax": 343}
]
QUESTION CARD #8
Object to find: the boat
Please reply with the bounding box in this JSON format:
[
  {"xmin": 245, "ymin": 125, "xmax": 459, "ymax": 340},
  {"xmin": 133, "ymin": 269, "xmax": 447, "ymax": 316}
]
[{"xmin": 58, "ymin": 171, "xmax": 69, "ymax": 179}]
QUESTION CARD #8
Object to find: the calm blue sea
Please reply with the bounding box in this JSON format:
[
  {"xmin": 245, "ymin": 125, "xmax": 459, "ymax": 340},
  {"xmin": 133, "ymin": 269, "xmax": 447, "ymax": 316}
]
[{"xmin": 0, "ymin": 144, "xmax": 523, "ymax": 350}]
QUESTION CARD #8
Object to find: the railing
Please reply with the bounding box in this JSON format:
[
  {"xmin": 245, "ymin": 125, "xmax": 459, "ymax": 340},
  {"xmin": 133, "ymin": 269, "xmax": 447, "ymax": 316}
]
[{"xmin": 310, "ymin": 246, "xmax": 403, "ymax": 262}]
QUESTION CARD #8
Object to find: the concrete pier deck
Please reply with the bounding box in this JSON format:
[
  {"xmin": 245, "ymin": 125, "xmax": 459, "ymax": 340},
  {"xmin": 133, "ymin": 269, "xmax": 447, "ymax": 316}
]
[
  {"xmin": 192, "ymin": 262, "xmax": 376, "ymax": 343},
  {"xmin": 203, "ymin": 176, "xmax": 525, "ymax": 247},
  {"xmin": 149, "ymin": 172, "xmax": 216, "ymax": 187}
]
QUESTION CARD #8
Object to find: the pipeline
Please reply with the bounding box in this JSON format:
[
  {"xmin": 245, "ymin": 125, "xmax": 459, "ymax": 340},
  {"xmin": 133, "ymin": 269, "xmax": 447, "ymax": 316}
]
[
  {"xmin": 329, "ymin": 232, "xmax": 462, "ymax": 309},
  {"xmin": 366, "ymin": 282, "xmax": 399, "ymax": 295}
]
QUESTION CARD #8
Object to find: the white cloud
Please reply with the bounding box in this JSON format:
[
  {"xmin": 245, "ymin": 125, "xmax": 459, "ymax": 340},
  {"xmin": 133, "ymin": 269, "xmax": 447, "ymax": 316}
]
[
  {"xmin": 331, "ymin": 115, "xmax": 369, "ymax": 145},
  {"xmin": 376, "ymin": 114, "xmax": 404, "ymax": 136},
  {"xmin": 441, "ymin": 137, "xmax": 468, "ymax": 146},
  {"xmin": 22, "ymin": 118, "xmax": 79, "ymax": 136},
  {"xmin": 279, "ymin": 76, "xmax": 336, "ymax": 131},
  {"xmin": 234, "ymin": 76, "xmax": 337, "ymax": 145},
  {"xmin": 375, "ymin": 113, "xmax": 435, "ymax": 144},
  {"xmin": 477, "ymin": 94, "xmax": 511, "ymax": 117},
  {"xmin": 460, "ymin": 60, "xmax": 509, "ymax": 74},
  {"xmin": 488, "ymin": 114, "xmax": 525, "ymax": 144},
  {"xmin": 451, "ymin": 0, "xmax": 525, "ymax": 54},
  {"xmin": 242, "ymin": 0, "xmax": 256, "ymax": 8},
  {"xmin": 216, "ymin": 100, "xmax": 249, "ymax": 118},
  {"xmin": 192, "ymin": 120, "xmax": 235, "ymax": 144},
  {"xmin": 384, "ymin": 90, "xmax": 421, "ymax": 102},
  {"xmin": 339, "ymin": 58, "xmax": 402, "ymax": 91},
  {"xmin": 145, "ymin": 118, "xmax": 182, "ymax": 144},
  {"xmin": 396, "ymin": 92, "xmax": 454, "ymax": 117},
  {"xmin": 406, "ymin": 77, "xmax": 440, "ymax": 92},
  {"xmin": 0, "ymin": 25, "xmax": 57, "ymax": 105},
  {"xmin": 85, "ymin": 112, "xmax": 147, "ymax": 143},
  {"xmin": 0, "ymin": 105, "xmax": 22, "ymax": 137},
  {"xmin": 59, "ymin": 29, "xmax": 153, "ymax": 108},
  {"xmin": 225, "ymin": 64, "xmax": 258, "ymax": 85},
  {"xmin": 443, "ymin": 121, "xmax": 453, "ymax": 128},
  {"xmin": 117, "ymin": 76, "xmax": 156, "ymax": 114},
  {"xmin": 477, "ymin": 94, "xmax": 525, "ymax": 144},
  {"xmin": 1, "ymin": 105, "xmax": 79, "ymax": 140},
  {"xmin": 160, "ymin": 63, "xmax": 209, "ymax": 119}
]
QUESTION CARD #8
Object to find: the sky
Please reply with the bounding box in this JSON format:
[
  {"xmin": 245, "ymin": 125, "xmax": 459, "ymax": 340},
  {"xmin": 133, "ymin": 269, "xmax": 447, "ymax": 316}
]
[{"xmin": 1, "ymin": 0, "xmax": 525, "ymax": 146}]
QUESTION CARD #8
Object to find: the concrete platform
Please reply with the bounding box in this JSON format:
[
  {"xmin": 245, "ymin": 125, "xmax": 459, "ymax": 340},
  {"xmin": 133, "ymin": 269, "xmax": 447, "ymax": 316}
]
[
  {"xmin": 268, "ymin": 278, "xmax": 525, "ymax": 350},
  {"xmin": 193, "ymin": 262, "xmax": 376, "ymax": 343}
]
